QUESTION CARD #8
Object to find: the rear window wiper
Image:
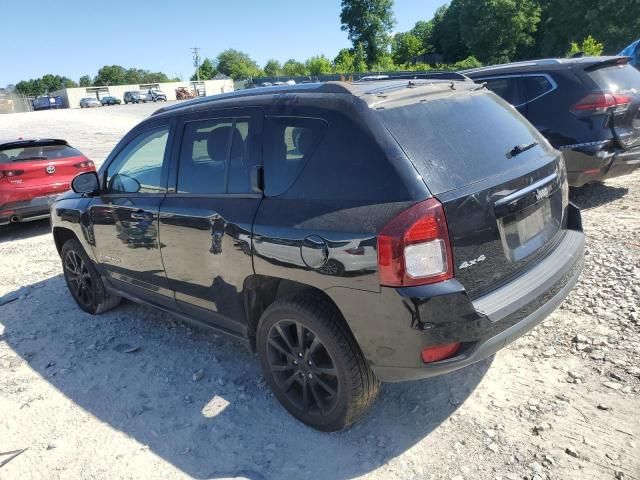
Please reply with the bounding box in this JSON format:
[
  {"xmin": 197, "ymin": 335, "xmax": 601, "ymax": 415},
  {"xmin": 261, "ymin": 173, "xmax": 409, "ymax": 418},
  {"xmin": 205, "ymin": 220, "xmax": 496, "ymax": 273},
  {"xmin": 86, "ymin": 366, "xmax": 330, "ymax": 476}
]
[{"xmin": 507, "ymin": 142, "xmax": 538, "ymax": 158}]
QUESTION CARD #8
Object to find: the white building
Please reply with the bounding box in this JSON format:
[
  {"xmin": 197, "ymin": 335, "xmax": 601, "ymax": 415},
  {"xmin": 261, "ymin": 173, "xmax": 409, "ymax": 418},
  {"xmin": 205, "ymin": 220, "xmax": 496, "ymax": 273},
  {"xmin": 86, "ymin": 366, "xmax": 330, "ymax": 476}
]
[{"xmin": 51, "ymin": 79, "xmax": 234, "ymax": 109}]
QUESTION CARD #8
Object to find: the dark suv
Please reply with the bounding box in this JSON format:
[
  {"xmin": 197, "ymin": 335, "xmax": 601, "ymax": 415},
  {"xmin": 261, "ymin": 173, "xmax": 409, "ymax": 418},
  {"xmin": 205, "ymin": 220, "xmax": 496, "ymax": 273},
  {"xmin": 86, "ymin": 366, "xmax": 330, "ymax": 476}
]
[
  {"xmin": 463, "ymin": 57, "xmax": 640, "ymax": 187},
  {"xmin": 51, "ymin": 80, "xmax": 584, "ymax": 431}
]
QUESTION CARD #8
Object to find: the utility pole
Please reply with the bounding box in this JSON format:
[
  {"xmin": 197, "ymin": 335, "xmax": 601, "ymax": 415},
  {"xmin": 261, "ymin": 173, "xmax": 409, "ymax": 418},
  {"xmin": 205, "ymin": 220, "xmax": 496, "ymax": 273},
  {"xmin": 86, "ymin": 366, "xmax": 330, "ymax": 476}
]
[{"xmin": 191, "ymin": 47, "xmax": 201, "ymax": 81}]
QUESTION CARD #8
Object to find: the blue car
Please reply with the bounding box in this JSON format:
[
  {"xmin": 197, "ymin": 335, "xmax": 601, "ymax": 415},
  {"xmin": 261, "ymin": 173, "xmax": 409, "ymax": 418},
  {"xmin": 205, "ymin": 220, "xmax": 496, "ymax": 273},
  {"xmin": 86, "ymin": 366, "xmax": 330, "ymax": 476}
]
[
  {"xmin": 619, "ymin": 39, "xmax": 640, "ymax": 69},
  {"xmin": 32, "ymin": 95, "xmax": 63, "ymax": 111}
]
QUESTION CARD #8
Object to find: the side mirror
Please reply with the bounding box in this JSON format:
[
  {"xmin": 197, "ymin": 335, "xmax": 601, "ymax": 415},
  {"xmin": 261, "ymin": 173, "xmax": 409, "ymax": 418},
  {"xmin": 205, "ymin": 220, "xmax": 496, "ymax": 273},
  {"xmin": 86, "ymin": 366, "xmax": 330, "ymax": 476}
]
[{"xmin": 71, "ymin": 171, "xmax": 100, "ymax": 194}]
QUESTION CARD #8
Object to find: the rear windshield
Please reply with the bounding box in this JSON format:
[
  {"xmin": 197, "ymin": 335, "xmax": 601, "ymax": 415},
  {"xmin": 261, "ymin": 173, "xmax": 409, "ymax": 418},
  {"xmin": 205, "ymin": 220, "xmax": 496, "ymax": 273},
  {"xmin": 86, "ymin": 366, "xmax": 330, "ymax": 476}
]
[
  {"xmin": 587, "ymin": 64, "xmax": 640, "ymax": 93},
  {"xmin": 378, "ymin": 91, "xmax": 545, "ymax": 194},
  {"xmin": 0, "ymin": 144, "xmax": 82, "ymax": 163}
]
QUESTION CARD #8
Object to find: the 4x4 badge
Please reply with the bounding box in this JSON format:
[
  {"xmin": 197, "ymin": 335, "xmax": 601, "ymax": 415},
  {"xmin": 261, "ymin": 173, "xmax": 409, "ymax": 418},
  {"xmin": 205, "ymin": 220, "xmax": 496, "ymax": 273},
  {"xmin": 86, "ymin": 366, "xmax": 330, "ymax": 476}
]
[{"xmin": 459, "ymin": 254, "xmax": 486, "ymax": 270}]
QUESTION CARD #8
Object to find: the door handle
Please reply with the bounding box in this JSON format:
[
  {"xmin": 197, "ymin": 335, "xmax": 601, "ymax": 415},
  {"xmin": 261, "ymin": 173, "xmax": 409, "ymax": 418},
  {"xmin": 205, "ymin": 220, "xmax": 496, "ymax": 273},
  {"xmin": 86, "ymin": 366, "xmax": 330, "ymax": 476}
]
[{"xmin": 130, "ymin": 210, "xmax": 150, "ymax": 220}]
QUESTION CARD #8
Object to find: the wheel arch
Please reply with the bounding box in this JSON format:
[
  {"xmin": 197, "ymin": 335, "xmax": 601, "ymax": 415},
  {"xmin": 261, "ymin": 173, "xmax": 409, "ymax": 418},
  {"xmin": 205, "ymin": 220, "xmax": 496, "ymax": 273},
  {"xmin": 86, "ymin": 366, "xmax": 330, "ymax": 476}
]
[
  {"xmin": 242, "ymin": 275, "xmax": 358, "ymax": 352},
  {"xmin": 53, "ymin": 226, "xmax": 79, "ymax": 254}
]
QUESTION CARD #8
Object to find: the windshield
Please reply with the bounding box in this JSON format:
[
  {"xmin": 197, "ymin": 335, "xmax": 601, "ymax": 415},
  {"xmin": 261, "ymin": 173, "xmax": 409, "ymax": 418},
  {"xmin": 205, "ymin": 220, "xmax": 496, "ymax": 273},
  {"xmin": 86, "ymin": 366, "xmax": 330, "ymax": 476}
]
[{"xmin": 378, "ymin": 91, "xmax": 547, "ymax": 194}]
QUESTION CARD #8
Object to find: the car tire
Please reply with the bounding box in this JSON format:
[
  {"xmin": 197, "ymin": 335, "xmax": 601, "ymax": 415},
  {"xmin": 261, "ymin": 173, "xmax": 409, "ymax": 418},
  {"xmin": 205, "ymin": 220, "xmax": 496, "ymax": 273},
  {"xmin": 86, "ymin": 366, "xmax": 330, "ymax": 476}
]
[
  {"xmin": 256, "ymin": 293, "xmax": 380, "ymax": 431},
  {"xmin": 61, "ymin": 238, "xmax": 121, "ymax": 315}
]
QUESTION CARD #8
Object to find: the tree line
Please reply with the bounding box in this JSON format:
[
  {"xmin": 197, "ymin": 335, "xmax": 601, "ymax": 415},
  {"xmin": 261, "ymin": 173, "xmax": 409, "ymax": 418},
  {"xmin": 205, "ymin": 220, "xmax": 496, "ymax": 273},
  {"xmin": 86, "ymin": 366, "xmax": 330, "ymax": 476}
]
[{"xmin": 9, "ymin": 0, "xmax": 637, "ymax": 95}]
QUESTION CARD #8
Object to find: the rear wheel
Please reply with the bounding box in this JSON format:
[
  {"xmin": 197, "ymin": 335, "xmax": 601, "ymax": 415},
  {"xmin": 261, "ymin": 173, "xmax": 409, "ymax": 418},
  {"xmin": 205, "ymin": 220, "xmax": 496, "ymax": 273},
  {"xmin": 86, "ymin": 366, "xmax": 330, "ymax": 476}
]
[
  {"xmin": 61, "ymin": 239, "xmax": 121, "ymax": 315},
  {"xmin": 257, "ymin": 293, "xmax": 379, "ymax": 431}
]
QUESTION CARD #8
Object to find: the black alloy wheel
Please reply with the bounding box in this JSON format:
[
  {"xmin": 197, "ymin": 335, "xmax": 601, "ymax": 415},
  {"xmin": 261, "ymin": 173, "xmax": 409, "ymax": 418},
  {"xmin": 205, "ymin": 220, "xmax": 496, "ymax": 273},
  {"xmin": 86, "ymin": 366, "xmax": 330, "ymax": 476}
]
[{"xmin": 266, "ymin": 319, "xmax": 340, "ymax": 416}]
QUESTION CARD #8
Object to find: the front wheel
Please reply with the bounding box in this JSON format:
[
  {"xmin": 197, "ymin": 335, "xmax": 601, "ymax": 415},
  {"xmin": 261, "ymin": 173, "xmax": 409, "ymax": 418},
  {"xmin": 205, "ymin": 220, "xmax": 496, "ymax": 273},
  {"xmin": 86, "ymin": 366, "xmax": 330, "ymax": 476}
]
[
  {"xmin": 257, "ymin": 293, "xmax": 380, "ymax": 431},
  {"xmin": 61, "ymin": 238, "xmax": 121, "ymax": 315}
]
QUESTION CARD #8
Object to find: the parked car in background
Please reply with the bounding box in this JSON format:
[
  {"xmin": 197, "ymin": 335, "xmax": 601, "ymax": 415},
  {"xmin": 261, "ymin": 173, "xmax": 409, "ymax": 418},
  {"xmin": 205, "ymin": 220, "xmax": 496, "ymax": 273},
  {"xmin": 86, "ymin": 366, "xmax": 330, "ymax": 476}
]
[
  {"xmin": 100, "ymin": 96, "xmax": 121, "ymax": 106},
  {"xmin": 80, "ymin": 97, "xmax": 101, "ymax": 108},
  {"xmin": 147, "ymin": 88, "xmax": 167, "ymax": 102},
  {"xmin": 0, "ymin": 139, "xmax": 95, "ymax": 225},
  {"xmin": 619, "ymin": 39, "xmax": 640, "ymax": 69},
  {"xmin": 123, "ymin": 91, "xmax": 150, "ymax": 104},
  {"xmin": 0, "ymin": 93, "xmax": 14, "ymax": 114},
  {"xmin": 32, "ymin": 96, "xmax": 63, "ymax": 111},
  {"xmin": 464, "ymin": 56, "xmax": 640, "ymax": 187},
  {"xmin": 52, "ymin": 78, "xmax": 584, "ymax": 431}
]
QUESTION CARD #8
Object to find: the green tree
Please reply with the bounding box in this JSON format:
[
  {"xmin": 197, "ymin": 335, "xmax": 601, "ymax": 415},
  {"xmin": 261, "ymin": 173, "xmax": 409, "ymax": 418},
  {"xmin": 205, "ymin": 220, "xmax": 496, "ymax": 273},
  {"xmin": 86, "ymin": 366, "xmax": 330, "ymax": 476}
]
[
  {"xmin": 431, "ymin": 3, "xmax": 469, "ymax": 62},
  {"xmin": 566, "ymin": 35, "xmax": 604, "ymax": 57},
  {"xmin": 410, "ymin": 20, "xmax": 435, "ymax": 53},
  {"xmin": 392, "ymin": 32, "xmax": 424, "ymax": 65},
  {"xmin": 14, "ymin": 75, "xmax": 77, "ymax": 96},
  {"xmin": 79, "ymin": 75, "xmax": 92, "ymax": 87},
  {"xmin": 191, "ymin": 58, "xmax": 217, "ymax": 81},
  {"xmin": 452, "ymin": 55, "xmax": 483, "ymax": 69},
  {"xmin": 93, "ymin": 65, "xmax": 127, "ymax": 86},
  {"xmin": 282, "ymin": 59, "xmax": 308, "ymax": 76},
  {"xmin": 340, "ymin": 0, "xmax": 395, "ymax": 67},
  {"xmin": 334, "ymin": 48, "xmax": 356, "ymax": 72},
  {"xmin": 216, "ymin": 49, "xmax": 262, "ymax": 80},
  {"xmin": 263, "ymin": 59, "xmax": 282, "ymax": 77},
  {"xmin": 305, "ymin": 55, "xmax": 333, "ymax": 75},
  {"xmin": 537, "ymin": 0, "xmax": 638, "ymax": 56},
  {"xmin": 353, "ymin": 43, "xmax": 368, "ymax": 72},
  {"xmin": 457, "ymin": 0, "xmax": 541, "ymax": 64}
]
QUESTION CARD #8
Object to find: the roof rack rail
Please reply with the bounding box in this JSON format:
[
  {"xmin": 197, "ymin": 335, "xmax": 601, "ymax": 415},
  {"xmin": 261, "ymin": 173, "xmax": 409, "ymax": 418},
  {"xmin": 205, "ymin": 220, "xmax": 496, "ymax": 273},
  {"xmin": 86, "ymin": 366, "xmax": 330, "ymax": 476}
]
[{"xmin": 372, "ymin": 72, "xmax": 471, "ymax": 82}]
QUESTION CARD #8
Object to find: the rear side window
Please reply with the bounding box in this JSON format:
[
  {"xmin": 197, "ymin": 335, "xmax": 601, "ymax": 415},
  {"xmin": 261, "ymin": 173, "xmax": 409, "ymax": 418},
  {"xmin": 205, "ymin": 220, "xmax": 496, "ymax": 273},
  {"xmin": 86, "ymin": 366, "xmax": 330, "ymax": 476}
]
[
  {"xmin": 263, "ymin": 117, "xmax": 327, "ymax": 196},
  {"xmin": 378, "ymin": 92, "xmax": 546, "ymax": 194},
  {"xmin": 482, "ymin": 77, "xmax": 522, "ymax": 105},
  {"xmin": 587, "ymin": 64, "xmax": 640, "ymax": 93},
  {"xmin": 177, "ymin": 118, "xmax": 251, "ymax": 194},
  {"xmin": 522, "ymin": 75, "xmax": 554, "ymax": 102},
  {"xmin": 0, "ymin": 143, "xmax": 82, "ymax": 163}
]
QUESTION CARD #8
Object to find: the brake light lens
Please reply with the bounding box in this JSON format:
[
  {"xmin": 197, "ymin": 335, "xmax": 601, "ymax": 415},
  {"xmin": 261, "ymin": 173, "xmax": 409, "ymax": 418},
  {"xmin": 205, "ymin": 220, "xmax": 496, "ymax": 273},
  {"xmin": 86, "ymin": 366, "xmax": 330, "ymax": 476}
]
[
  {"xmin": 378, "ymin": 198, "xmax": 453, "ymax": 287},
  {"xmin": 421, "ymin": 342, "xmax": 461, "ymax": 363},
  {"xmin": 571, "ymin": 92, "xmax": 631, "ymax": 114},
  {"xmin": 74, "ymin": 160, "xmax": 95, "ymax": 169}
]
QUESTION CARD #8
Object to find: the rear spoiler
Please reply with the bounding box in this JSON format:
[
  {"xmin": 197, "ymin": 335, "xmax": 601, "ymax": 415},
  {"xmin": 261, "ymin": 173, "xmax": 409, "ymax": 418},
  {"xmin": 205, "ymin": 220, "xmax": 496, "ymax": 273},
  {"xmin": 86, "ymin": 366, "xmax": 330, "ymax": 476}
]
[
  {"xmin": 0, "ymin": 138, "xmax": 68, "ymax": 150},
  {"xmin": 583, "ymin": 56, "xmax": 631, "ymax": 72}
]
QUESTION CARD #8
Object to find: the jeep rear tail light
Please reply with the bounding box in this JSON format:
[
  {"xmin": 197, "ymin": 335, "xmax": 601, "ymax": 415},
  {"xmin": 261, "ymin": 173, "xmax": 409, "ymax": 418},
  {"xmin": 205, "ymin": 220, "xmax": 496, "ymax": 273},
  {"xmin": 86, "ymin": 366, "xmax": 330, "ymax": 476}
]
[
  {"xmin": 571, "ymin": 92, "xmax": 631, "ymax": 114},
  {"xmin": 377, "ymin": 198, "xmax": 453, "ymax": 287}
]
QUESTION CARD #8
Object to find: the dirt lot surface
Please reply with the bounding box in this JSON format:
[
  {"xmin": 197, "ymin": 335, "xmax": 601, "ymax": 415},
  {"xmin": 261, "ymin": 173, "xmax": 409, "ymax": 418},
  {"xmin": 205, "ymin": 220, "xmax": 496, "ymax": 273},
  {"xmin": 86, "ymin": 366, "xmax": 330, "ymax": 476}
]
[{"xmin": 0, "ymin": 106, "xmax": 638, "ymax": 480}]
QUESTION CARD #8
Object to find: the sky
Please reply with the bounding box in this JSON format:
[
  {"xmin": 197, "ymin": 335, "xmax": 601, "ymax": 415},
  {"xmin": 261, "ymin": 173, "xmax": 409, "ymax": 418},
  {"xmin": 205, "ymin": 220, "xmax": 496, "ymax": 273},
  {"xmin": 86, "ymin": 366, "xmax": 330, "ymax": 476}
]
[{"xmin": 1, "ymin": 0, "xmax": 447, "ymax": 87}]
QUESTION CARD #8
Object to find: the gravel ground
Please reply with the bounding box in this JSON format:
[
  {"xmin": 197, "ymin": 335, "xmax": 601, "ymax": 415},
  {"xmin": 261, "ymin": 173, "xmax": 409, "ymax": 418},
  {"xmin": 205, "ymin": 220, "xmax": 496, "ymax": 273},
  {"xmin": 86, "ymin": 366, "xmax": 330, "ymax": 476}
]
[{"xmin": 0, "ymin": 106, "xmax": 638, "ymax": 480}]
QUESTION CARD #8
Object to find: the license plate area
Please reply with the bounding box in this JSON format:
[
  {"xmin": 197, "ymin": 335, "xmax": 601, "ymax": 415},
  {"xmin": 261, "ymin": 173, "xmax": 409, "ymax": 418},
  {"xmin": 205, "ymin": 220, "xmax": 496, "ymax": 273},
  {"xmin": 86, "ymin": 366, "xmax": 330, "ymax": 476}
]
[{"xmin": 498, "ymin": 198, "xmax": 560, "ymax": 262}]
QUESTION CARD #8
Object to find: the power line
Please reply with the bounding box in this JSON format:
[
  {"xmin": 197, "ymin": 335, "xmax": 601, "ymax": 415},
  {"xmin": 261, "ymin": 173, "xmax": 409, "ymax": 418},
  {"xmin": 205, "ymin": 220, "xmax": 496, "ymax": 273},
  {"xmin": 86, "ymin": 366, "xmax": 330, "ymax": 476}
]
[{"xmin": 191, "ymin": 47, "xmax": 201, "ymax": 81}]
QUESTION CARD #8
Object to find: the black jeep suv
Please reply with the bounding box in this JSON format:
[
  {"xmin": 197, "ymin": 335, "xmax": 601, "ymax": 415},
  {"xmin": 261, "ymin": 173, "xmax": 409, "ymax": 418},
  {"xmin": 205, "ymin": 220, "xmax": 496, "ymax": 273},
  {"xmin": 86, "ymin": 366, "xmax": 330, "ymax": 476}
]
[
  {"xmin": 464, "ymin": 56, "xmax": 640, "ymax": 187},
  {"xmin": 51, "ymin": 79, "xmax": 584, "ymax": 431}
]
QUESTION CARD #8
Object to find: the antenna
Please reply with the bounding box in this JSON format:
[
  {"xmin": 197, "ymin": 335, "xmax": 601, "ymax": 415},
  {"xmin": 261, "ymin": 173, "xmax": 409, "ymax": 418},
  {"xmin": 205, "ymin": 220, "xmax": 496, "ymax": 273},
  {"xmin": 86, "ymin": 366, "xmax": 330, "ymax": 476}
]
[{"xmin": 191, "ymin": 47, "xmax": 201, "ymax": 81}]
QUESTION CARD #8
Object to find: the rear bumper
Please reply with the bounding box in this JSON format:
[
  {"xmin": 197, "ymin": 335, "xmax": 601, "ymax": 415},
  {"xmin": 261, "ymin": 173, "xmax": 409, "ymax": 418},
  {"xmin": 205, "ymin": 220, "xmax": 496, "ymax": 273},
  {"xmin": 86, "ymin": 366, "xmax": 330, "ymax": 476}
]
[
  {"xmin": 563, "ymin": 143, "xmax": 640, "ymax": 187},
  {"xmin": 0, "ymin": 193, "xmax": 60, "ymax": 225},
  {"xmin": 328, "ymin": 206, "xmax": 585, "ymax": 382}
]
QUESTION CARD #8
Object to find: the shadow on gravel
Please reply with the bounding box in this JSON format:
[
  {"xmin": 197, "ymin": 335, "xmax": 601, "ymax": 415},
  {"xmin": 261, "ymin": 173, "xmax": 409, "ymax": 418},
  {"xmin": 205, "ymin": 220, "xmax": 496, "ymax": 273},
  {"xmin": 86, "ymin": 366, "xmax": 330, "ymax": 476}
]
[
  {"xmin": 1, "ymin": 276, "xmax": 491, "ymax": 480},
  {"xmin": 570, "ymin": 182, "xmax": 629, "ymax": 210},
  {"xmin": 0, "ymin": 219, "xmax": 50, "ymax": 243}
]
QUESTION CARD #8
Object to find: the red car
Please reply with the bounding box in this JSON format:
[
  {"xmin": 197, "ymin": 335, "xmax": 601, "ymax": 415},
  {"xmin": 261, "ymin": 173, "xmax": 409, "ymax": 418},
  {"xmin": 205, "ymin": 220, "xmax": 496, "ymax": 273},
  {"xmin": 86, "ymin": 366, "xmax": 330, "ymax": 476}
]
[{"xmin": 0, "ymin": 139, "xmax": 95, "ymax": 225}]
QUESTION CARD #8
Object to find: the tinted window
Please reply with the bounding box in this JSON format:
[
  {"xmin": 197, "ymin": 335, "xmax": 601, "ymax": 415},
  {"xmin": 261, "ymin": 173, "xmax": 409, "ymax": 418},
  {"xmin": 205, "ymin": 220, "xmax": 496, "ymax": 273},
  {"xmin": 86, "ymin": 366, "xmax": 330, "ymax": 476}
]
[
  {"xmin": 483, "ymin": 77, "xmax": 521, "ymax": 105},
  {"xmin": 378, "ymin": 92, "xmax": 546, "ymax": 194},
  {"xmin": 0, "ymin": 143, "xmax": 82, "ymax": 163},
  {"xmin": 107, "ymin": 127, "xmax": 169, "ymax": 194},
  {"xmin": 522, "ymin": 76, "xmax": 553, "ymax": 101},
  {"xmin": 177, "ymin": 118, "xmax": 251, "ymax": 194},
  {"xmin": 263, "ymin": 117, "xmax": 327, "ymax": 196},
  {"xmin": 587, "ymin": 64, "xmax": 640, "ymax": 93}
]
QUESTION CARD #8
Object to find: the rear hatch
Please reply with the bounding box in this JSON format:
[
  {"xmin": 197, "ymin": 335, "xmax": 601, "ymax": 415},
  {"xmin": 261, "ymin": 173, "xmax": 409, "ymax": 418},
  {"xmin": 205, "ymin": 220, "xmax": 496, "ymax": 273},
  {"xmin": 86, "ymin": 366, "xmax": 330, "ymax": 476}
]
[
  {"xmin": 582, "ymin": 58, "xmax": 640, "ymax": 150},
  {"xmin": 0, "ymin": 140, "xmax": 93, "ymax": 195},
  {"xmin": 378, "ymin": 87, "xmax": 568, "ymax": 298}
]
